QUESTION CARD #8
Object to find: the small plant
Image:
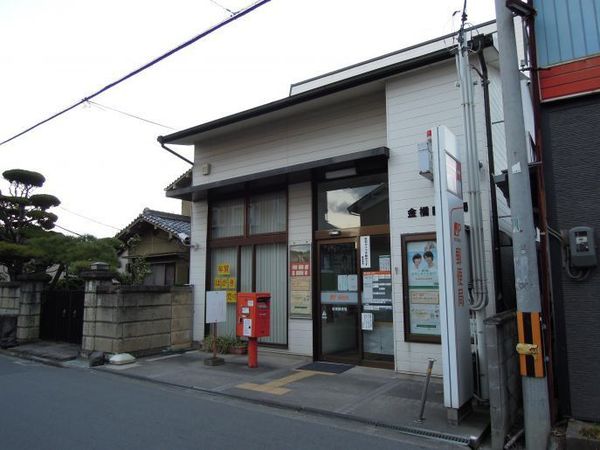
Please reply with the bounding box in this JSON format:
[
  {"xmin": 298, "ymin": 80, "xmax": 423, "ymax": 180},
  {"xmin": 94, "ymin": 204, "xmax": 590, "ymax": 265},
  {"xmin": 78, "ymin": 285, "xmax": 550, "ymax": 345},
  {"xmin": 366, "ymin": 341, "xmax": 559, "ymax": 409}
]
[{"xmin": 203, "ymin": 335, "xmax": 246, "ymax": 354}]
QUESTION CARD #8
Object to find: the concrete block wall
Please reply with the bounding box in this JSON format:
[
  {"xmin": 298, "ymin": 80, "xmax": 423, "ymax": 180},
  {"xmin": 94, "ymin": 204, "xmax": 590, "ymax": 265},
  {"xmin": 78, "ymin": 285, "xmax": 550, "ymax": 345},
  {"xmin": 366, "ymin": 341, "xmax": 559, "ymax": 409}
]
[
  {"xmin": 81, "ymin": 281, "xmax": 193, "ymax": 356},
  {"xmin": 0, "ymin": 283, "xmax": 20, "ymax": 315},
  {"xmin": 485, "ymin": 310, "xmax": 522, "ymax": 449},
  {"xmin": 0, "ymin": 280, "xmax": 44, "ymax": 343}
]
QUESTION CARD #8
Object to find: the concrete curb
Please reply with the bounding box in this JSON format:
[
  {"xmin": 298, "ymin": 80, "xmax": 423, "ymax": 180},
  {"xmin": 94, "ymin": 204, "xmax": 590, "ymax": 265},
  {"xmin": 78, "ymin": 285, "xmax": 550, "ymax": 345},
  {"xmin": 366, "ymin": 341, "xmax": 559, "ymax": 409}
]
[
  {"xmin": 94, "ymin": 366, "xmax": 477, "ymax": 448},
  {"xmin": 0, "ymin": 348, "xmax": 66, "ymax": 368}
]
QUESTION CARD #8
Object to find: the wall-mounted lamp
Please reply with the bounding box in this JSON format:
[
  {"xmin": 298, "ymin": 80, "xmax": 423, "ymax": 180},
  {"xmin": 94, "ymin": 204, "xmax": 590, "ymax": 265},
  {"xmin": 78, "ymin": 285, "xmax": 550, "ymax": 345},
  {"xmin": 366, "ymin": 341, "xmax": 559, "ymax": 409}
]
[{"xmin": 329, "ymin": 230, "xmax": 342, "ymax": 237}]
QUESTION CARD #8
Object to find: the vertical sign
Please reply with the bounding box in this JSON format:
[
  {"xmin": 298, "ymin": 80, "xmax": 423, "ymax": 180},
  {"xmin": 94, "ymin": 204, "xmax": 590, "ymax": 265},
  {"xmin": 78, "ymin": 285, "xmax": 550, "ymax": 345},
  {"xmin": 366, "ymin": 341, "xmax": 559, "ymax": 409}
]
[
  {"xmin": 360, "ymin": 236, "xmax": 371, "ymax": 268},
  {"xmin": 432, "ymin": 126, "xmax": 473, "ymax": 413},
  {"xmin": 290, "ymin": 244, "xmax": 312, "ymax": 318},
  {"xmin": 206, "ymin": 291, "xmax": 227, "ymax": 323}
]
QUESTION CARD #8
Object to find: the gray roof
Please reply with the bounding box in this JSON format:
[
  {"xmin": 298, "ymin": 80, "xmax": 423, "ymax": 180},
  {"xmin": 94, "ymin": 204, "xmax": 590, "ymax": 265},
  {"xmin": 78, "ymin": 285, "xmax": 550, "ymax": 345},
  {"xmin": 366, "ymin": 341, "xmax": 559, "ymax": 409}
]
[{"xmin": 117, "ymin": 208, "xmax": 191, "ymax": 243}]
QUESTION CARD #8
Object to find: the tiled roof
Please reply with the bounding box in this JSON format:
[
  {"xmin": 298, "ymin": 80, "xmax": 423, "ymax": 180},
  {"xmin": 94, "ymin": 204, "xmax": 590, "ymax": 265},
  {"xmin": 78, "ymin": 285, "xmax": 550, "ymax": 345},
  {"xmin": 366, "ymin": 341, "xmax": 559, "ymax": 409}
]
[
  {"xmin": 116, "ymin": 208, "xmax": 191, "ymax": 243},
  {"xmin": 164, "ymin": 169, "xmax": 192, "ymax": 192}
]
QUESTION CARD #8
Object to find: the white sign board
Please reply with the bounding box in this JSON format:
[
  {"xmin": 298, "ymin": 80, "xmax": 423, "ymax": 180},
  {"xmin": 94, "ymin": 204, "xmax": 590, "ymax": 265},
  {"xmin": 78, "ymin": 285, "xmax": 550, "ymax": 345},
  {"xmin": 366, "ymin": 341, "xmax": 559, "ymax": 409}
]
[
  {"xmin": 432, "ymin": 126, "xmax": 473, "ymax": 411},
  {"xmin": 206, "ymin": 291, "xmax": 227, "ymax": 323},
  {"xmin": 361, "ymin": 312, "xmax": 374, "ymax": 331},
  {"xmin": 360, "ymin": 236, "xmax": 371, "ymax": 268}
]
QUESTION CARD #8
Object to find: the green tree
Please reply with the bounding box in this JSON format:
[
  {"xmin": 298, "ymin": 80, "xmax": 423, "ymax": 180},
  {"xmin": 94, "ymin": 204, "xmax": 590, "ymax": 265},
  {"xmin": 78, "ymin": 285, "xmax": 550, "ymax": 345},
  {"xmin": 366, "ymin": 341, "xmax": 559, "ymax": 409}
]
[
  {"xmin": 27, "ymin": 232, "xmax": 120, "ymax": 288},
  {"xmin": 0, "ymin": 169, "xmax": 60, "ymax": 280}
]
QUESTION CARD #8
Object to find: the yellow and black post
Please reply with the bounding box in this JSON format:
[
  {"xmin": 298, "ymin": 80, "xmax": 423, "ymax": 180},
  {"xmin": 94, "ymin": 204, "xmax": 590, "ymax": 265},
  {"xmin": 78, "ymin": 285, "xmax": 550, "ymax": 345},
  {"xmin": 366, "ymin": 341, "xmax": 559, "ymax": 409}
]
[{"xmin": 516, "ymin": 311, "xmax": 545, "ymax": 378}]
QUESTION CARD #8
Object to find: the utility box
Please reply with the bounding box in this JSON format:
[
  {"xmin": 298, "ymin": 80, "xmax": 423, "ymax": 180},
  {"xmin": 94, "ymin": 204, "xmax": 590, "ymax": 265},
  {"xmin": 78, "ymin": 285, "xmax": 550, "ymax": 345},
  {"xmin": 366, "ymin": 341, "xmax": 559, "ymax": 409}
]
[{"xmin": 236, "ymin": 292, "xmax": 271, "ymax": 338}]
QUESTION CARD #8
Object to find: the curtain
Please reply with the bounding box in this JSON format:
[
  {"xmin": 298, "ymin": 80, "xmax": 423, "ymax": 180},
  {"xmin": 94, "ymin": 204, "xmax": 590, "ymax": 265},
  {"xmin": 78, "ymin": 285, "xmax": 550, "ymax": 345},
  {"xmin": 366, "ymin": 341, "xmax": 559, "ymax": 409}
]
[{"xmin": 256, "ymin": 242, "xmax": 287, "ymax": 345}]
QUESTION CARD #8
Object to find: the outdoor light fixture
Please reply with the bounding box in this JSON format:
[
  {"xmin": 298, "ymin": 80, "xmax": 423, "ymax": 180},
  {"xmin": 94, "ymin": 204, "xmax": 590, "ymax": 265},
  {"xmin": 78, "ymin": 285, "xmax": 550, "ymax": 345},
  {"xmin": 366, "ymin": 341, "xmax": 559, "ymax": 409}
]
[
  {"xmin": 329, "ymin": 230, "xmax": 342, "ymax": 237},
  {"xmin": 325, "ymin": 167, "xmax": 357, "ymax": 180},
  {"xmin": 505, "ymin": 0, "xmax": 535, "ymax": 17}
]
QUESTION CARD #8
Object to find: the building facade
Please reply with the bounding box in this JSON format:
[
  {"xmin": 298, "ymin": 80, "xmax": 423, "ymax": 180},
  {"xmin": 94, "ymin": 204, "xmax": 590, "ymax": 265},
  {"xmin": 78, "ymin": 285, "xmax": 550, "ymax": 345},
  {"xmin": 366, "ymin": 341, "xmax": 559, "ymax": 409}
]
[
  {"xmin": 162, "ymin": 22, "xmax": 509, "ymax": 377},
  {"xmin": 531, "ymin": 0, "xmax": 600, "ymax": 422}
]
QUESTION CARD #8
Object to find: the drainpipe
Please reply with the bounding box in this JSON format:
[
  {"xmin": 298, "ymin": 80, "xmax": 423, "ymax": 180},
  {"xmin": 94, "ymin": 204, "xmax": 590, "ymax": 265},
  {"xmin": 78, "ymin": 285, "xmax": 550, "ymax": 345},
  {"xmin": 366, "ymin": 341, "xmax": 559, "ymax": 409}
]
[
  {"xmin": 157, "ymin": 136, "xmax": 194, "ymax": 166},
  {"xmin": 456, "ymin": 23, "xmax": 489, "ymax": 401},
  {"xmin": 474, "ymin": 35, "xmax": 505, "ymax": 312},
  {"xmin": 524, "ymin": 0, "xmax": 557, "ymax": 422}
]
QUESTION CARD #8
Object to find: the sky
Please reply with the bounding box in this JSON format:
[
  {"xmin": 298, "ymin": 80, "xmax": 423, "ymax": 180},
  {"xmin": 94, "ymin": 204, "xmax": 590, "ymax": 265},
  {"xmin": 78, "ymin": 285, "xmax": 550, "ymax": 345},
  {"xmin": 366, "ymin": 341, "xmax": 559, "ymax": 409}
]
[{"xmin": 0, "ymin": 0, "xmax": 496, "ymax": 238}]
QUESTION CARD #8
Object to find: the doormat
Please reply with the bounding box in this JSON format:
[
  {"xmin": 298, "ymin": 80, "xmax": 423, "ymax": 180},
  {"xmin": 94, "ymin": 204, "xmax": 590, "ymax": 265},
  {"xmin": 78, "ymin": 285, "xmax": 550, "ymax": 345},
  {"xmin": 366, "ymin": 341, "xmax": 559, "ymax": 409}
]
[{"xmin": 297, "ymin": 362, "xmax": 354, "ymax": 374}]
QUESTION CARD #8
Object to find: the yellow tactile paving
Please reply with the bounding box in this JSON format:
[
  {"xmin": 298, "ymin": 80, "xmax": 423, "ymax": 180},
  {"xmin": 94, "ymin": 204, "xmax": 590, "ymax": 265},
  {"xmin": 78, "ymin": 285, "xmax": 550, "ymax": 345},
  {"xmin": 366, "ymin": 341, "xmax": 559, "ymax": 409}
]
[{"xmin": 236, "ymin": 369, "xmax": 334, "ymax": 395}]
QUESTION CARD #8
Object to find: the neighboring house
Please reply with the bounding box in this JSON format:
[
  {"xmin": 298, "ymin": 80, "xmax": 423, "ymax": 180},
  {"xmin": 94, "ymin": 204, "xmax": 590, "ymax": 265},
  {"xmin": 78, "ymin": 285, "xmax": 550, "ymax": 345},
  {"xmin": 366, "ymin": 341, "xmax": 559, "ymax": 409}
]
[
  {"xmin": 528, "ymin": 0, "xmax": 600, "ymax": 422},
  {"xmin": 117, "ymin": 208, "xmax": 191, "ymax": 286},
  {"xmin": 159, "ymin": 21, "xmax": 514, "ymax": 419}
]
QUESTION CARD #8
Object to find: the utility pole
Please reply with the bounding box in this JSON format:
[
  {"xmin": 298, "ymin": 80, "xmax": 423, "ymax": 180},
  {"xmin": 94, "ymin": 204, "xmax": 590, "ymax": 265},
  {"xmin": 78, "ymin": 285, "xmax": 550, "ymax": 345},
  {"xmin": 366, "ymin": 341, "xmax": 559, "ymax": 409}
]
[{"xmin": 493, "ymin": 1, "xmax": 551, "ymax": 448}]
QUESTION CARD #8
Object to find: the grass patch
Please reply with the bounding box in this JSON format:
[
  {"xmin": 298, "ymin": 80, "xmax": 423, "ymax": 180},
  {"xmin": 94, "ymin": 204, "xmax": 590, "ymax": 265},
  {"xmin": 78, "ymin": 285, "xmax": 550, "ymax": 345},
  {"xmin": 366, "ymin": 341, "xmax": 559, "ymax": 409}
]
[{"xmin": 580, "ymin": 424, "xmax": 600, "ymax": 440}]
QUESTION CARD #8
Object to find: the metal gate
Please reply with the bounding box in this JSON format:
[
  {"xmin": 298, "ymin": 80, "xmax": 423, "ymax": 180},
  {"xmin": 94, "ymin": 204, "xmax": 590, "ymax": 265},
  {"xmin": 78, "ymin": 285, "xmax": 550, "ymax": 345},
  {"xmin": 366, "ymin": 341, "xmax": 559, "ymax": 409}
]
[{"xmin": 39, "ymin": 290, "xmax": 84, "ymax": 344}]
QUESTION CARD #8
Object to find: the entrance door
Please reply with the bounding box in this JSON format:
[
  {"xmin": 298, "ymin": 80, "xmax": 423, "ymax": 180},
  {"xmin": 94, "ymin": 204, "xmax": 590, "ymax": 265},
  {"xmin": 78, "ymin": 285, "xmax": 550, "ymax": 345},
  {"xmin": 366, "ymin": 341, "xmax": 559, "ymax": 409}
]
[
  {"xmin": 317, "ymin": 235, "xmax": 394, "ymax": 367},
  {"xmin": 318, "ymin": 239, "xmax": 361, "ymax": 363}
]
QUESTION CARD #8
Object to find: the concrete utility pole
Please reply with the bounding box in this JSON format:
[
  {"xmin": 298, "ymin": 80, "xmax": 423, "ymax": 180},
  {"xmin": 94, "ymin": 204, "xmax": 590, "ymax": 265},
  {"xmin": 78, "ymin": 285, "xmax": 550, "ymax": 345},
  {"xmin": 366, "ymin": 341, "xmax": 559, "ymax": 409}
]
[{"xmin": 493, "ymin": 1, "xmax": 551, "ymax": 449}]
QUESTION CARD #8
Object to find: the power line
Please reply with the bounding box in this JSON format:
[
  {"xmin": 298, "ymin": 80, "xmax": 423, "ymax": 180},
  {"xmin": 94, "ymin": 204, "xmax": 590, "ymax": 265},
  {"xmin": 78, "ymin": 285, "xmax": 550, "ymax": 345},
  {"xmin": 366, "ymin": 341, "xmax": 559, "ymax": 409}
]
[
  {"xmin": 87, "ymin": 101, "xmax": 175, "ymax": 130},
  {"xmin": 0, "ymin": 0, "xmax": 271, "ymax": 148},
  {"xmin": 54, "ymin": 224, "xmax": 83, "ymax": 237},
  {"xmin": 208, "ymin": 0, "xmax": 235, "ymax": 15},
  {"xmin": 57, "ymin": 206, "xmax": 121, "ymax": 231},
  {"xmin": 58, "ymin": 206, "xmax": 121, "ymax": 231}
]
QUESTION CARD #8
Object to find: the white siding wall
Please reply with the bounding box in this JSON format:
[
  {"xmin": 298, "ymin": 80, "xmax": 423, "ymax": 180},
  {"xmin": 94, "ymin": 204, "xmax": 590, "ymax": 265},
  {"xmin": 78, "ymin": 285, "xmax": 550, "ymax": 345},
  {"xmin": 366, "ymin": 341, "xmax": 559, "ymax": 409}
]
[
  {"xmin": 190, "ymin": 199, "xmax": 208, "ymax": 341},
  {"xmin": 193, "ymin": 93, "xmax": 387, "ymax": 185},
  {"xmin": 488, "ymin": 65, "xmax": 512, "ymax": 236},
  {"xmin": 385, "ymin": 59, "xmax": 502, "ymax": 375},
  {"xmin": 287, "ymin": 182, "xmax": 313, "ymax": 356}
]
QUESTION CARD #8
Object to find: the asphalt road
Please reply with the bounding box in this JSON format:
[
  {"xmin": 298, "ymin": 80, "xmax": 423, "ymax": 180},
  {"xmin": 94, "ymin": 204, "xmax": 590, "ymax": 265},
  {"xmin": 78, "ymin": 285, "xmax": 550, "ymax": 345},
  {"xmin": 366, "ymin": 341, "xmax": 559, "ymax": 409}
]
[{"xmin": 0, "ymin": 354, "xmax": 454, "ymax": 450}]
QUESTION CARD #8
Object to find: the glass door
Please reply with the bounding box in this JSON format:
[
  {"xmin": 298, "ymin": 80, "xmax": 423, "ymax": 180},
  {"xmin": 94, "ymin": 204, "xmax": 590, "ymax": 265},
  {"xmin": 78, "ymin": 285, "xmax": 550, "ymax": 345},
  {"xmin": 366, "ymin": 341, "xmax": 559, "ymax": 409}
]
[{"xmin": 318, "ymin": 239, "xmax": 361, "ymax": 363}]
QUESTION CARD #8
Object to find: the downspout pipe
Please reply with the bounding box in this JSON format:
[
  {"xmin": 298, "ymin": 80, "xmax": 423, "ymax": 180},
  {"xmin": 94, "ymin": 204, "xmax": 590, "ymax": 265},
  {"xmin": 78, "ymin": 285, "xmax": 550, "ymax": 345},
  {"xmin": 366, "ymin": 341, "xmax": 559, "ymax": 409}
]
[
  {"xmin": 474, "ymin": 35, "xmax": 505, "ymax": 311},
  {"xmin": 157, "ymin": 136, "xmax": 194, "ymax": 166},
  {"xmin": 456, "ymin": 26, "xmax": 489, "ymax": 401}
]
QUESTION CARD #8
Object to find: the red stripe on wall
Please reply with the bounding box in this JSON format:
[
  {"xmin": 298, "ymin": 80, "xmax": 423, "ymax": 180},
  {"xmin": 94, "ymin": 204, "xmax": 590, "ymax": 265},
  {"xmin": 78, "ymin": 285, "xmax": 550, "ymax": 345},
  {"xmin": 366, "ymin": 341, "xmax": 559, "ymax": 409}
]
[{"xmin": 539, "ymin": 54, "xmax": 600, "ymax": 101}]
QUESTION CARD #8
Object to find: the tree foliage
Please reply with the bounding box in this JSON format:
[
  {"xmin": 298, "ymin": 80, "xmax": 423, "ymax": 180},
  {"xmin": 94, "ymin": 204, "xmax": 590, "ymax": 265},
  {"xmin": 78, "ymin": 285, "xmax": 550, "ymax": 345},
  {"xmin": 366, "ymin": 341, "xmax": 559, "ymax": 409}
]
[
  {"xmin": 0, "ymin": 169, "xmax": 60, "ymax": 279},
  {"xmin": 1, "ymin": 169, "xmax": 120, "ymax": 283}
]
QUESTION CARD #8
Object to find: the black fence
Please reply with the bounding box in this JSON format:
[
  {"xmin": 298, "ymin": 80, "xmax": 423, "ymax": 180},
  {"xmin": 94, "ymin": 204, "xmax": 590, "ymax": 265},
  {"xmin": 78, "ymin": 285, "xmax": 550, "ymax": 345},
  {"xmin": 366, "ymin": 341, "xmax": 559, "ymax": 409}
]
[{"xmin": 40, "ymin": 290, "xmax": 84, "ymax": 345}]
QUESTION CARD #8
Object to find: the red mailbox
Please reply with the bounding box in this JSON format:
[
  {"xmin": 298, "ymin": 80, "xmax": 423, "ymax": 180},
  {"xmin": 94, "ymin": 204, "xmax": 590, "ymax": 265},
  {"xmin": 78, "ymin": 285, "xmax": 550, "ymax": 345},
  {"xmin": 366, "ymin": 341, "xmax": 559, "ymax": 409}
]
[
  {"xmin": 236, "ymin": 292, "xmax": 270, "ymax": 368},
  {"xmin": 236, "ymin": 292, "xmax": 271, "ymax": 338}
]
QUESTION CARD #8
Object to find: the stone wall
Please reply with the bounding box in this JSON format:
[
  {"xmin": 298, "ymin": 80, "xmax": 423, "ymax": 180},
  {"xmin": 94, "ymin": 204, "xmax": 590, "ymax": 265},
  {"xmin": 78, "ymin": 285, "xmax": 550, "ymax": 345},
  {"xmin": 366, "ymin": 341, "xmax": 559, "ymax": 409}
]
[
  {"xmin": 485, "ymin": 310, "xmax": 522, "ymax": 450},
  {"xmin": 0, "ymin": 279, "xmax": 44, "ymax": 344},
  {"xmin": 0, "ymin": 282, "xmax": 20, "ymax": 315},
  {"xmin": 81, "ymin": 279, "xmax": 193, "ymax": 356}
]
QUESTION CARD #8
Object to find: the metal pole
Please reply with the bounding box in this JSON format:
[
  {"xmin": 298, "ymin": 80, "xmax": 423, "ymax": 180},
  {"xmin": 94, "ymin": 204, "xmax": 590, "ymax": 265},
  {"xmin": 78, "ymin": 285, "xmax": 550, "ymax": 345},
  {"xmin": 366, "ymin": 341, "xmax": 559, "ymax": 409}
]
[
  {"xmin": 416, "ymin": 359, "xmax": 436, "ymax": 423},
  {"xmin": 493, "ymin": 2, "xmax": 551, "ymax": 448}
]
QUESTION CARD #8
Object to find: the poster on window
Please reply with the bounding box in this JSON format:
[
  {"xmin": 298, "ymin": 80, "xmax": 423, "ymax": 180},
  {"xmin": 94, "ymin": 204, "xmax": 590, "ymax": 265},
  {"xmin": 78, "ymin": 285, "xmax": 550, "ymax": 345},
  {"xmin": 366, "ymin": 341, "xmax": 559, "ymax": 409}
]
[
  {"xmin": 289, "ymin": 244, "xmax": 312, "ymax": 318},
  {"xmin": 403, "ymin": 235, "xmax": 441, "ymax": 340}
]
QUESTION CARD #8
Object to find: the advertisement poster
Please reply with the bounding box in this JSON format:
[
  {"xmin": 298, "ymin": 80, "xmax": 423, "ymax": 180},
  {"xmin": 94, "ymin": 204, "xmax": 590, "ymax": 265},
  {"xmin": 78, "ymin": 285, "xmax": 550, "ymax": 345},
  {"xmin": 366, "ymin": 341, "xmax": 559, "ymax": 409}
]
[
  {"xmin": 405, "ymin": 239, "xmax": 441, "ymax": 337},
  {"xmin": 290, "ymin": 244, "xmax": 312, "ymax": 318}
]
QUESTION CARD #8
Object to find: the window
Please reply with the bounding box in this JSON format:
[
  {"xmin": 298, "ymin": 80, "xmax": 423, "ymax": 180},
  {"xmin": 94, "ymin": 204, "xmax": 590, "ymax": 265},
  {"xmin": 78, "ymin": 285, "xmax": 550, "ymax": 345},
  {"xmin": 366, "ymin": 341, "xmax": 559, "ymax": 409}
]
[
  {"xmin": 317, "ymin": 174, "xmax": 389, "ymax": 230},
  {"xmin": 210, "ymin": 191, "xmax": 287, "ymax": 239},
  {"xmin": 208, "ymin": 190, "xmax": 288, "ymax": 345},
  {"xmin": 211, "ymin": 198, "xmax": 244, "ymax": 238}
]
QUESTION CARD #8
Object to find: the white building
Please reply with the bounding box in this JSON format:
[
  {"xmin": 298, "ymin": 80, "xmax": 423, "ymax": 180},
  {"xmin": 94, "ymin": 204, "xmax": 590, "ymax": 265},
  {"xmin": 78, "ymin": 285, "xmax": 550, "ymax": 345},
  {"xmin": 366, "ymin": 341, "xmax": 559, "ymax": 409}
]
[{"xmin": 161, "ymin": 21, "xmax": 510, "ymax": 381}]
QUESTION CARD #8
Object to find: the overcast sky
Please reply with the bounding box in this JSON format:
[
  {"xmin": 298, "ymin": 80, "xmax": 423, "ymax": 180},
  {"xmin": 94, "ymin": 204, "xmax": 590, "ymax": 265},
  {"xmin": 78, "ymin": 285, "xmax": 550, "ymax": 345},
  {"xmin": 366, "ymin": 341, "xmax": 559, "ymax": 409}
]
[{"xmin": 0, "ymin": 0, "xmax": 495, "ymax": 238}]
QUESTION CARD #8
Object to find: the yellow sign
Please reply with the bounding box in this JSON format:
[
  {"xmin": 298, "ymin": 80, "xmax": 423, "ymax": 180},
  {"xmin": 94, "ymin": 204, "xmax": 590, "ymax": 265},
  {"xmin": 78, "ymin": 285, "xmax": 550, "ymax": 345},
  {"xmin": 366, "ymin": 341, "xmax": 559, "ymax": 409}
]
[
  {"xmin": 226, "ymin": 291, "xmax": 237, "ymax": 304},
  {"xmin": 217, "ymin": 263, "xmax": 230, "ymax": 276},
  {"xmin": 214, "ymin": 277, "xmax": 236, "ymax": 290}
]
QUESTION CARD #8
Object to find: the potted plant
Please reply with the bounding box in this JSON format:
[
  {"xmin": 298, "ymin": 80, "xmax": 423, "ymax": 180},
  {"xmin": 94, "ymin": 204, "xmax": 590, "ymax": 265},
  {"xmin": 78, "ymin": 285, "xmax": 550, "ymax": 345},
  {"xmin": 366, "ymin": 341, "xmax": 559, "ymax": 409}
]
[{"xmin": 229, "ymin": 337, "xmax": 248, "ymax": 355}]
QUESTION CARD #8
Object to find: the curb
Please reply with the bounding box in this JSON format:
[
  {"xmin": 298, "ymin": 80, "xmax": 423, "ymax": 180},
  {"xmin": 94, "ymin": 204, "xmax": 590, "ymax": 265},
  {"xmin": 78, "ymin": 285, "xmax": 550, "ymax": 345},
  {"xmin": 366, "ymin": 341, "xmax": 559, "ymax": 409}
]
[
  {"xmin": 94, "ymin": 366, "xmax": 477, "ymax": 448},
  {"xmin": 0, "ymin": 348, "xmax": 67, "ymax": 368}
]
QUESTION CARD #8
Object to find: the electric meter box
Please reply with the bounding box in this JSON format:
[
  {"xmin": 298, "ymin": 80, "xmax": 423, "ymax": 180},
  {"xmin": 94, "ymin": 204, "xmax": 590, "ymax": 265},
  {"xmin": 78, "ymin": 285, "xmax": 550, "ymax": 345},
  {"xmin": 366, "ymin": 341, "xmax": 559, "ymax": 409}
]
[
  {"xmin": 568, "ymin": 226, "xmax": 597, "ymax": 268},
  {"xmin": 236, "ymin": 292, "xmax": 271, "ymax": 338}
]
